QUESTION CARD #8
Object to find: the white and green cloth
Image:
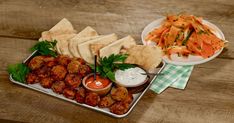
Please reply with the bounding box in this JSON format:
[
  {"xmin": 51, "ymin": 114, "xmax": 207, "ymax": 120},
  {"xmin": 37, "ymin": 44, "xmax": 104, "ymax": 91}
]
[{"xmin": 150, "ymin": 64, "xmax": 194, "ymax": 94}]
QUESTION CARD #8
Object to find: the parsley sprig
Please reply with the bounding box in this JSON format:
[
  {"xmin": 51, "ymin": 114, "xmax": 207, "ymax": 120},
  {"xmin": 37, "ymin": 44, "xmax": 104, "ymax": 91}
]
[
  {"xmin": 7, "ymin": 63, "xmax": 30, "ymax": 83},
  {"xmin": 31, "ymin": 40, "xmax": 57, "ymax": 57},
  {"xmin": 91, "ymin": 54, "xmax": 135, "ymax": 81},
  {"xmin": 182, "ymin": 29, "xmax": 194, "ymax": 46}
]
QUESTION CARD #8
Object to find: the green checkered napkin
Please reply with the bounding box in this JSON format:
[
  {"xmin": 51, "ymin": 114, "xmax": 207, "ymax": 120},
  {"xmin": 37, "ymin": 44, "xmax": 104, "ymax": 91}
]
[{"xmin": 150, "ymin": 64, "xmax": 194, "ymax": 94}]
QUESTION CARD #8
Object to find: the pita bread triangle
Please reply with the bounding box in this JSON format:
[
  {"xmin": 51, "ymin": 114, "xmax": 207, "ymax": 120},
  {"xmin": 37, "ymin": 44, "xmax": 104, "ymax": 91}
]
[
  {"xmin": 39, "ymin": 18, "xmax": 76, "ymax": 41},
  {"xmin": 52, "ymin": 34, "xmax": 76, "ymax": 57},
  {"xmin": 99, "ymin": 35, "xmax": 136, "ymax": 57},
  {"xmin": 50, "ymin": 18, "xmax": 75, "ymax": 32},
  {"xmin": 68, "ymin": 26, "xmax": 99, "ymax": 57},
  {"xmin": 78, "ymin": 33, "xmax": 118, "ymax": 64}
]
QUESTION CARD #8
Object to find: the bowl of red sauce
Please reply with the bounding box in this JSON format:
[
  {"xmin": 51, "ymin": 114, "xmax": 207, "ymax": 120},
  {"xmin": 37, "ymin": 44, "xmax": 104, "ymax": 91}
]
[{"xmin": 82, "ymin": 73, "xmax": 112, "ymax": 96}]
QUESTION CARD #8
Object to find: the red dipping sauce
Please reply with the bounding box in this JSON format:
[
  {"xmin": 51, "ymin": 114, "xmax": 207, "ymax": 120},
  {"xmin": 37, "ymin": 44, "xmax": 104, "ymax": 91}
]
[{"xmin": 85, "ymin": 75, "xmax": 111, "ymax": 89}]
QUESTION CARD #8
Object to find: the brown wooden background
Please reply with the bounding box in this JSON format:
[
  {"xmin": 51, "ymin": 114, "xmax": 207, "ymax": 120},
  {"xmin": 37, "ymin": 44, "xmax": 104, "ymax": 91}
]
[{"xmin": 0, "ymin": 0, "xmax": 234, "ymax": 123}]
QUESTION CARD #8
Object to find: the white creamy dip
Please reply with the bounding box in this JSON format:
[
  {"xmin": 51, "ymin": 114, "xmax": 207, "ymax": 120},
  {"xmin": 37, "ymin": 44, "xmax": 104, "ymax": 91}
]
[{"xmin": 115, "ymin": 67, "xmax": 147, "ymax": 87}]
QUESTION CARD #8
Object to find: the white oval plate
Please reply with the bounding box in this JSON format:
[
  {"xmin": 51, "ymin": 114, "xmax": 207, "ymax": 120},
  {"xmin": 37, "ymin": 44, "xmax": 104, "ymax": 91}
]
[{"xmin": 141, "ymin": 17, "xmax": 225, "ymax": 66}]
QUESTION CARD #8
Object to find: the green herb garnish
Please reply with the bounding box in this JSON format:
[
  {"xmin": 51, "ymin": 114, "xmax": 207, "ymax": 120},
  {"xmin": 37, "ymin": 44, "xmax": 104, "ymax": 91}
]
[
  {"xmin": 182, "ymin": 29, "xmax": 194, "ymax": 46},
  {"xmin": 91, "ymin": 54, "xmax": 135, "ymax": 81},
  {"xmin": 198, "ymin": 30, "xmax": 209, "ymax": 35},
  {"xmin": 198, "ymin": 30, "xmax": 204, "ymax": 34},
  {"xmin": 31, "ymin": 40, "xmax": 57, "ymax": 57},
  {"xmin": 7, "ymin": 63, "xmax": 30, "ymax": 83}
]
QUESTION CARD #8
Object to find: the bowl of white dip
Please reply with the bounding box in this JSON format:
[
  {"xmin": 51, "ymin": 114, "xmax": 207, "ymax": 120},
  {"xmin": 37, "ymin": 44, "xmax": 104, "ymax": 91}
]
[{"xmin": 114, "ymin": 67, "xmax": 149, "ymax": 87}]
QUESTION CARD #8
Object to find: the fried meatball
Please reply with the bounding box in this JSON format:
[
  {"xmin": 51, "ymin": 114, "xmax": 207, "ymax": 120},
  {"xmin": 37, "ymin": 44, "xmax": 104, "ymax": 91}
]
[
  {"xmin": 122, "ymin": 93, "xmax": 133, "ymax": 107},
  {"xmin": 98, "ymin": 94, "xmax": 116, "ymax": 108},
  {"xmin": 57, "ymin": 55, "xmax": 71, "ymax": 66},
  {"xmin": 26, "ymin": 73, "xmax": 39, "ymax": 84},
  {"xmin": 63, "ymin": 88, "xmax": 76, "ymax": 99},
  {"xmin": 34, "ymin": 66, "xmax": 51, "ymax": 79},
  {"xmin": 79, "ymin": 65, "xmax": 91, "ymax": 77},
  {"xmin": 75, "ymin": 87, "xmax": 86, "ymax": 103},
  {"xmin": 110, "ymin": 93, "xmax": 133, "ymax": 115},
  {"xmin": 44, "ymin": 56, "xmax": 57, "ymax": 67},
  {"xmin": 28, "ymin": 56, "xmax": 45, "ymax": 70},
  {"xmin": 51, "ymin": 81, "xmax": 66, "ymax": 94},
  {"xmin": 67, "ymin": 60, "xmax": 82, "ymax": 73},
  {"xmin": 85, "ymin": 92, "xmax": 100, "ymax": 107},
  {"xmin": 111, "ymin": 87, "xmax": 128, "ymax": 101},
  {"xmin": 65, "ymin": 74, "xmax": 81, "ymax": 88},
  {"xmin": 76, "ymin": 58, "xmax": 86, "ymax": 65},
  {"xmin": 45, "ymin": 60, "xmax": 57, "ymax": 68},
  {"xmin": 110, "ymin": 101, "xmax": 129, "ymax": 115},
  {"xmin": 40, "ymin": 77, "xmax": 53, "ymax": 88},
  {"xmin": 51, "ymin": 65, "xmax": 67, "ymax": 81}
]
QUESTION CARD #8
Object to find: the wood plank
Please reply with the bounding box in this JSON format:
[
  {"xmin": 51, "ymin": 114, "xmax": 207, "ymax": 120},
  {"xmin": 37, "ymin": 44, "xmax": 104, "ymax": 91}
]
[
  {"xmin": 0, "ymin": 0, "xmax": 234, "ymax": 59},
  {"xmin": 1, "ymin": 0, "xmax": 234, "ymax": 122},
  {"xmin": 0, "ymin": 37, "xmax": 234, "ymax": 122},
  {"xmin": 1, "ymin": 0, "xmax": 234, "ymax": 36}
]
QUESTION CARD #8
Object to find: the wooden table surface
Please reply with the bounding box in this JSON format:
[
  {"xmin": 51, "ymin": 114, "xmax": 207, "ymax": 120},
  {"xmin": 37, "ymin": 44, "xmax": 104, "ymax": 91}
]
[{"xmin": 0, "ymin": 0, "xmax": 234, "ymax": 123}]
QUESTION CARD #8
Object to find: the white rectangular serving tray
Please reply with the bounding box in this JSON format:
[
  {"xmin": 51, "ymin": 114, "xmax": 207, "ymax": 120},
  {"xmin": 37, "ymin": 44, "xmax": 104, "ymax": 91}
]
[{"xmin": 9, "ymin": 51, "xmax": 165, "ymax": 118}]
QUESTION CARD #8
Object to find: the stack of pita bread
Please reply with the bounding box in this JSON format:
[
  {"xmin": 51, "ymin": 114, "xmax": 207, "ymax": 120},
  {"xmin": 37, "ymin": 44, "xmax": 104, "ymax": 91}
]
[{"xmin": 39, "ymin": 18, "xmax": 162, "ymax": 71}]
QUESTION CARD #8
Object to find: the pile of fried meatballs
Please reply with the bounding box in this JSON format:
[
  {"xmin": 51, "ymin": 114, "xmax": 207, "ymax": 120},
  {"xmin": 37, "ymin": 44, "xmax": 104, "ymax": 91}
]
[{"xmin": 26, "ymin": 55, "xmax": 133, "ymax": 115}]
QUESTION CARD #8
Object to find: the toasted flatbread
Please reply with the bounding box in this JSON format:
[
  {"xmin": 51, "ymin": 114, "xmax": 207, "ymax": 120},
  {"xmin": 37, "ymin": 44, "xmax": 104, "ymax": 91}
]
[
  {"xmin": 50, "ymin": 18, "xmax": 75, "ymax": 32},
  {"xmin": 99, "ymin": 35, "xmax": 136, "ymax": 57},
  {"xmin": 39, "ymin": 18, "xmax": 77, "ymax": 57},
  {"xmin": 125, "ymin": 45, "xmax": 162, "ymax": 71},
  {"xmin": 78, "ymin": 34, "xmax": 118, "ymax": 64},
  {"xmin": 40, "ymin": 18, "xmax": 76, "ymax": 41},
  {"xmin": 40, "ymin": 31, "xmax": 52, "ymax": 41},
  {"xmin": 68, "ymin": 27, "xmax": 99, "ymax": 57},
  {"xmin": 40, "ymin": 30, "xmax": 76, "ymax": 41},
  {"xmin": 90, "ymin": 43, "xmax": 106, "ymax": 56},
  {"xmin": 52, "ymin": 34, "xmax": 76, "ymax": 57},
  {"xmin": 74, "ymin": 26, "xmax": 98, "ymax": 38},
  {"xmin": 69, "ymin": 36, "xmax": 101, "ymax": 57}
]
